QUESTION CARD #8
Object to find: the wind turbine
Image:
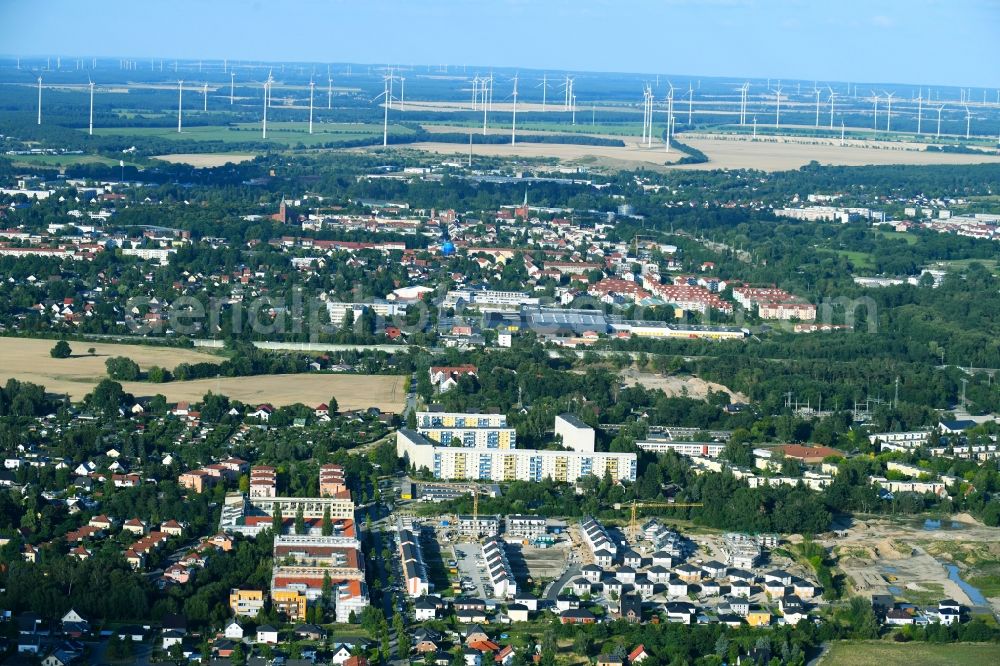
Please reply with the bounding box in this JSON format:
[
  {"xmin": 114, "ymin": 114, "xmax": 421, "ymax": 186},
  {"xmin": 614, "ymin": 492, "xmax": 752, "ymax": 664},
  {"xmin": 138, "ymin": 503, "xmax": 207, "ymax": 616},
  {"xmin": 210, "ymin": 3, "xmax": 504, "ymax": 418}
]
[
  {"xmin": 373, "ymin": 74, "xmax": 397, "ymax": 146},
  {"xmin": 177, "ymin": 80, "xmax": 184, "ymax": 133},
  {"xmin": 471, "ymin": 75, "xmax": 480, "ymax": 110},
  {"xmin": 814, "ymin": 86, "xmax": 821, "ymax": 127},
  {"xmin": 203, "ymin": 83, "xmax": 208, "ymax": 112},
  {"xmin": 511, "ymin": 74, "xmax": 519, "ymax": 145},
  {"xmin": 935, "ymin": 104, "xmax": 945, "ymax": 139},
  {"xmin": 666, "ymin": 82, "xmax": 675, "ymax": 144},
  {"xmin": 88, "ymin": 78, "xmax": 94, "ymax": 136},
  {"xmin": 871, "ymin": 91, "xmax": 879, "ymax": 132},
  {"xmin": 752, "ymin": 114, "xmax": 757, "ymax": 138},
  {"xmin": 572, "ymin": 94, "xmax": 577, "ymax": 125},
  {"xmin": 964, "ymin": 105, "xmax": 972, "ymax": 139},
  {"xmin": 327, "ymin": 70, "xmax": 333, "ymax": 110},
  {"xmin": 308, "ymin": 79, "xmax": 315, "ymax": 134},
  {"xmin": 37, "ymin": 76, "xmax": 42, "ymax": 125},
  {"xmin": 641, "ymin": 86, "xmax": 652, "ymax": 146},
  {"xmin": 262, "ymin": 73, "xmax": 272, "ymax": 139},
  {"xmin": 883, "ymin": 91, "xmax": 895, "ymax": 131},
  {"xmin": 828, "ymin": 87, "xmax": 837, "ymax": 129},
  {"xmin": 687, "ymin": 82, "xmax": 694, "ymax": 126},
  {"xmin": 482, "ymin": 80, "xmax": 489, "ymax": 135},
  {"xmin": 740, "ymin": 82, "xmax": 749, "ymax": 125},
  {"xmin": 773, "ymin": 85, "xmax": 783, "ymax": 129},
  {"xmin": 537, "ymin": 74, "xmax": 548, "ymax": 112},
  {"xmin": 916, "ymin": 89, "xmax": 923, "ymax": 134}
]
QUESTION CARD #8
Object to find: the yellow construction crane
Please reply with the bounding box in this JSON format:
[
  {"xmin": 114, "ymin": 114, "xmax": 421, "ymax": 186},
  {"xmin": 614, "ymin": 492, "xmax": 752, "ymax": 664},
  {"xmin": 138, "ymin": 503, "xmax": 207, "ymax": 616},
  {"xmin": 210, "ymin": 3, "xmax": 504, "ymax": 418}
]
[{"xmin": 614, "ymin": 499, "xmax": 703, "ymax": 540}]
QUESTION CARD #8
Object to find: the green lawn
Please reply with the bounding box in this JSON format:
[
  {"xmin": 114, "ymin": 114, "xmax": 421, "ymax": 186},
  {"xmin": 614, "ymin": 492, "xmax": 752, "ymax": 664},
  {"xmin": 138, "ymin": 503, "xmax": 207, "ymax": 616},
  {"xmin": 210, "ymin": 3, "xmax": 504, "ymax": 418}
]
[
  {"xmin": 89, "ymin": 122, "xmax": 413, "ymax": 146},
  {"xmin": 9, "ymin": 153, "xmax": 133, "ymax": 168},
  {"xmin": 423, "ymin": 119, "xmax": 645, "ymax": 137},
  {"xmin": 822, "ymin": 641, "xmax": 1000, "ymax": 666},
  {"xmin": 877, "ymin": 230, "xmax": 919, "ymax": 245},
  {"xmin": 818, "ymin": 248, "xmax": 877, "ymax": 270}
]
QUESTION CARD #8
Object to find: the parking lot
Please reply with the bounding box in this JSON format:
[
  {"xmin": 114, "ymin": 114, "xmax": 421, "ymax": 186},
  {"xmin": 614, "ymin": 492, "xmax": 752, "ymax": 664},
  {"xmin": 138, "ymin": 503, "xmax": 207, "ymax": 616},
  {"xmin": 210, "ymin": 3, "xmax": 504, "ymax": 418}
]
[{"xmin": 453, "ymin": 542, "xmax": 491, "ymax": 598}]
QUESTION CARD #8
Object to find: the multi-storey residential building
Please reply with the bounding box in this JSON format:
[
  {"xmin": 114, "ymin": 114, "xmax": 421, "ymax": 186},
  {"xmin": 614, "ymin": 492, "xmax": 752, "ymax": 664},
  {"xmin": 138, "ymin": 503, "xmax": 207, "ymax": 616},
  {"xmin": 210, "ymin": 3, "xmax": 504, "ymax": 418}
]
[
  {"xmin": 868, "ymin": 431, "xmax": 932, "ymax": 450},
  {"xmin": 319, "ymin": 464, "xmax": 349, "ymax": 498},
  {"xmin": 229, "ymin": 588, "xmax": 265, "ymax": 617},
  {"xmin": 325, "ymin": 299, "xmax": 406, "ymax": 325},
  {"xmin": 732, "ymin": 287, "xmax": 816, "ymax": 321},
  {"xmin": 419, "ymin": 425, "xmax": 517, "ymax": 450},
  {"xmin": 636, "ymin": 439, "xmax": 727, "ymax": 458},
  {"xmin": 249, "ymin": 466, "xmax": 276, "ymax": 498},
  {"xmin": 272, "ymin": 590, "xmax": 308, "ymax": 622},
  {"xmin": 505, "ymin": 515, "xmax": 548, "ymax": 539},
  {"xmin": 554, "ymin": 414, "xmax": 596, "ymax": 453},
  {"xmin": 415, "ymin": 411, "xmax": 507, "ymax": 428},
  {"xmin": 270, "ymin": 534, "xmax": 368, "ymax": 624},
  {"xmin": 397, "ymin": 429, "xmax": 636, "ymax": 484},
  {"xmin": 457, "ymin": 514, "xmax": 501, "ymax": 537}
]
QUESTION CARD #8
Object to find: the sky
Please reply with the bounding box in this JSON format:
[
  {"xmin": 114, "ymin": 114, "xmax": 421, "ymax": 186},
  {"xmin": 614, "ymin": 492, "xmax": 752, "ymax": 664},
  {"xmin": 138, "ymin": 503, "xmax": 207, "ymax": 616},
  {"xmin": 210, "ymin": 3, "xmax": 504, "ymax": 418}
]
[{"xmin": 1, "ymin": 0, "xmax": 998, "ymax": 88}]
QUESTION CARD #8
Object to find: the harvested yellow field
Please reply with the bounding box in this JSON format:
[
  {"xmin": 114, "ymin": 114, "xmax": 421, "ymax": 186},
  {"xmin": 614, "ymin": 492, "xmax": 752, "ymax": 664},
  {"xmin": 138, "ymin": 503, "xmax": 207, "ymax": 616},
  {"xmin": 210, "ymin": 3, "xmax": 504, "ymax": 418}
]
[
  {"xmin": 0, "ymin": 338, "xmax": 221, "ymax": 396},
  {"xmin": 0, "ymin": 337, "xmax": 406, "ymax": 411},
  {"xmin": 118, "ymin": 374, "xmax": 406, "ymax": 412},
  {"xmin": 153, "ymin": 153, "xmax": 257, "ymax": 167},
  {"xmin": 398, "ymin": 139, "xmax": 685, "ymax": 168},
  {"xmin": 676, "ymin": 134, "xmax": 1000, "ymax": 171}
]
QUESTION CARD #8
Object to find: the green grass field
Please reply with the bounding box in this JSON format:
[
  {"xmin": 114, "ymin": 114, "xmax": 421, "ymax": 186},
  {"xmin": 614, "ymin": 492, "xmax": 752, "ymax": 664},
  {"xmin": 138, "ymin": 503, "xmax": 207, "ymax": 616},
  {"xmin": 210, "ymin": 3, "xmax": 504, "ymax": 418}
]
[
  {"xmin": 822, "ymin": 641, "xmax": 1000, "ymax": 666},
  {"xmin": 423, "ymin": 119, "xmax": 645, "ymax": 137},
  {"xmin": 878, "ymin": 230, "xmax": 919, "ymax": 244},
  {"xmin": 90, "ymin": 121, "xmax": 414, "ymax": 146},
  {"xmin": 8, "ymin": 154, "xmax": 134, "ymax": 168},
  {"xmin": 819, "ymin": 248, "xmax": 877, "ymax": 270}
]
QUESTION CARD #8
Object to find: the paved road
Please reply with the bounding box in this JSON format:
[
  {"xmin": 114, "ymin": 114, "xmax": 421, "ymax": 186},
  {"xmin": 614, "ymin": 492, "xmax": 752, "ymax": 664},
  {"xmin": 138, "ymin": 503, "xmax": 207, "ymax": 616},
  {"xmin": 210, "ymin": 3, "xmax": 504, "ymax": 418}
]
[{"xmin": 544, "ymin": 563, "xmax": 580, "ymax": 600}]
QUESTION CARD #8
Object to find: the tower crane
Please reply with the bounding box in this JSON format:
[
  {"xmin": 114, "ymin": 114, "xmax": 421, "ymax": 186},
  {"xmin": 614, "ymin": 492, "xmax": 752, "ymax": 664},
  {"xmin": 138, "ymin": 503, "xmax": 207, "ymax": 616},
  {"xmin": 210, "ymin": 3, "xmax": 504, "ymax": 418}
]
[{"xmin": 614, "ymin": 500, "xmax": 703, "ymax": 540}]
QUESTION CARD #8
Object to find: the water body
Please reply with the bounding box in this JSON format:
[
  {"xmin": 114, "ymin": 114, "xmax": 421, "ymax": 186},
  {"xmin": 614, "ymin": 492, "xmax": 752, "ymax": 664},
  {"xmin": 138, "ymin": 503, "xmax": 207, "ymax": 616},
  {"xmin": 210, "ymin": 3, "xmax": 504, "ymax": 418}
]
[
  {"xmin": 944, "ymin": 564, "xmax": 988, "ymax": 607},
  {"xmin": 922, "ymin": 518, "xmax": 966, "ymax": 531}
]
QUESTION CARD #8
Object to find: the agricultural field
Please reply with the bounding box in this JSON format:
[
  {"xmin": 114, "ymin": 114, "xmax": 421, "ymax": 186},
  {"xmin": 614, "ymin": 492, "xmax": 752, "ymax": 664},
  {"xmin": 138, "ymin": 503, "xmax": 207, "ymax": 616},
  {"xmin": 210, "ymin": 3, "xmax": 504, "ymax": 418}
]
[
  {"xmin": 0, "ymin": 337, "xmax": 222, "ymax": 397},
  {"xmin": 90, "ymin": 121, "xmax": 414, "ymax": 146},
  {"xmin": 820, "ymin": 641, "xmax": 1000, "ymax": 666},
  {"xmin": 675, "ymin": 134, "xmax": 1000, "ymax": 171},
  {"xmin": 5, "ymin": 153, "xmax": 131, "ymax": 169},
  {"xmin": 153, "ymin": 153, "xmax": 257, "ymax": 167},
  {"xmin": 0, "ymin": 337, "xmax": 406, "ymax": 411},
  {"xmin": 421, "ymin": 120, "xmax": 646, "ymax": 137},
  {"xmin": 115, "ymin": 373, "xmax": 407, "ymax": 412},
  {"xmin": 398, "ymin": 138, "xmax": 686, "ymax": 169}
]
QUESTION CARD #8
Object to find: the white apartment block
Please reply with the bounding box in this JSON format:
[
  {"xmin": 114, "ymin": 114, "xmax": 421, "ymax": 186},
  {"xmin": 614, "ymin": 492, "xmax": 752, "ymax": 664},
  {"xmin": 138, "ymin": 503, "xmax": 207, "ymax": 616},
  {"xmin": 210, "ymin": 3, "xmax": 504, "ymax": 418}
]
[
  {"xmin": 419, "ymin": 426, "xmax": 517, "ymax": 449},
  {"xmin": 415, "ymin": 411, "xmax": 507, "ymax": 428},
  {"xmin": 868, "ymin": 431, "xmax": 931, "ymax": 448},
  {"xmin": 397, "ymin": 429, "xmax": 636, "ymax": 483},
  {"xmin": 325, "ymin": 300, "xmax": 406, "ymax": 324},
  {"xmin": 554, "ymin": 414, "xmax": 596, "ymax": 453},
  {"xmin": 506, "ymin": 515, "xmax": 548, "ymax": 539}
]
